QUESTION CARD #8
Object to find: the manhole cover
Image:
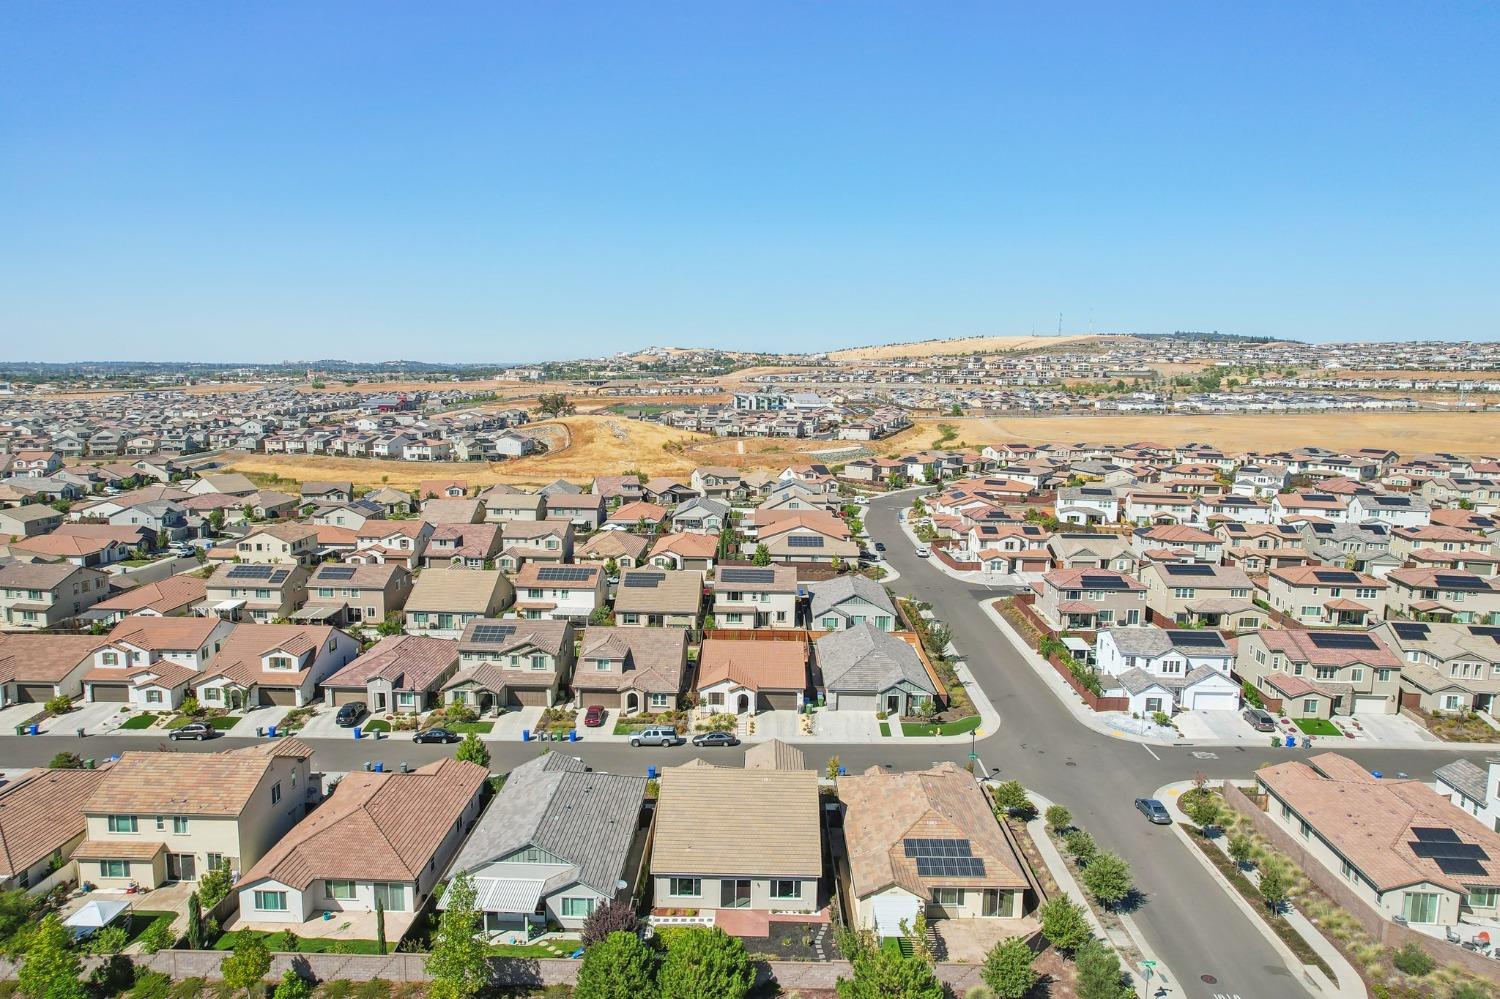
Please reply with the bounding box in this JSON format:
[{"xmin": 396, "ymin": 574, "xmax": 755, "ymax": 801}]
[
  {"xmin": 1200, "ymin": 975, "xmax": 1218, "ymax": 985},
  {"xmin": 1065, "ymin": 761, "xmax": 1077, "ymax": 767}
]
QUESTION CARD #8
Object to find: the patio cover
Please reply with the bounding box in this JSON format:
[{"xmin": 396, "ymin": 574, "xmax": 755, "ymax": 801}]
[{"xmin": 65, "ymin": 898, "xmax": 131, "ymax": 930}]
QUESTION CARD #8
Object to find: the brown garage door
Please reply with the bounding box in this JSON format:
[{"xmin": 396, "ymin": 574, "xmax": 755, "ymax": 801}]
[
  {"xmin": 15, "ymin": 683, "xmax": 55, "ymax": 703},
  {"xmin": 326, "ymin": 688, "xmax": 367, "ymax": 707},
  {"xmin": 259, "ymin": 686, "xmax": 299, "ymax": 706},
  {"xmin": 575, "ymin": 690, "xmax": 624, "ymax": 709},
  {"xmin": 759, "ymin": 690, "xmax": 800, "ymax": 711},
  {"xmin": 89, "ymin": 683, "xmax": 129, "ymax": 703},
  {"xmin": 506, "ymin": 687, "xmax": 550, "ymax": 708}
]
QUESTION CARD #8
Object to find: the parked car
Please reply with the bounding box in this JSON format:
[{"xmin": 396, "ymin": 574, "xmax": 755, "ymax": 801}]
[
  {"xmin": 1134, "ymin": 797, "xmax": 1171, "ymax": 824},
  {"xmin": 691, "ymin": 731, "xmax": 741, "ymax": 747},
  {"xmin": 583, "ymin": 705, "xmax": 606, "ymax": 728},
  {"xmin": 1242, "ymin": 707, "xmax": 1276, "ymax": 732},
  {"xmin": 412, "ymin": 726, "xmax": 461, "ymax": 744},
  {"xmin": 874, "ymin": 542, "xmax": 887, "ymax": 552},
  {"xmin": 630, "ymin": 726, "xmax": 685, "ymax": 748},
  {"xmin": 914, "ymin": 547, "xmax": 931, "ymax": 558},
  {"xmin": 335, "ymin": 701, "xmax": 367, "ymax": 727},
  {"xmin": 168, "ymin": 721, "xmax": 217, "ymax": 741}
]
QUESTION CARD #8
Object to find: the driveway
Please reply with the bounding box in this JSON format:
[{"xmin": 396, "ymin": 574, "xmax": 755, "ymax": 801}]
[
  {"xmin": 490, "ymin": 705, "xmax": 544, "ymax": 742},
  {"xmin": 811, "ymin": 710, "xmax": 883, "ymax": 743},
  {"xmin": 0, "ymin": 701, "xmax": 47, "ymax": 733},
  {"xmin": 223, "ymin": 704, "xmax": 292, "ymax": 738},
  {"xmin": 1174, "ymin": 709, "xmax": 1269, "ymax": 745},
  {"xmin": 42, "ymin": 701, "xmax": 133, "ymax": 737},
  {"xmin": 1344, "ymin": 711, "xmax": 1442, "ymax": 745}
]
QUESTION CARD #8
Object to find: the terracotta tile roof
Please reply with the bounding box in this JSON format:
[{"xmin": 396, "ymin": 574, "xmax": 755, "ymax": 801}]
[
  {"xmin": 1259, "ymin": 753, "xmax": 1500, "ymax": 894},
  {"xmin": 652, "ymin": 765, "xmax": 821, "ymax": 878},
  {"xmin": 405, "ymin": 569, "xmax": 510, "ymax": 614},
  {"xmin": 74, "ymin": 839, "xmax": 166, "ymax": 861},
  {"xmin": 613, "ymin": 568, "xmax": 703, "ymax": 616},
  {"xmin": 696, "ymin": 639, "xmax": 808, "ymax": 692},
  {"xmin": 0, "ymin": 767, "xmax": 109, "ymax": 877},
  {"xmin": 92, "ymin": 575, "xmax": 206, "ymax": 614},
  {"xmin": 239, "ymin": 758, "xmax": 486, "ymax": 891},
  {"xmin": 82, "ymin": 660, "xmax": 200, "ymax": 691},
  {"xmin": 576, "ymin": 532, "xmax": 650, "ymax": 561},
  {"xmin": 839, "ymin": 763, "xmax": 1028, "ymax": 900},
  {"xmin": 608, "ymin": 501, "xmax": 669, "ymax": 524},
  {"xmin": 1256, "ymin": 629, "xmax": 1403, "ymax": 669},
  {"xmin": 322, "ymin": 634, "xmax": 459, "ymax": 692},
  {"xmin": 105, "ymin": 616, "xmax": 222, "ymax": 652},
  {"xmin": 0, "ymin": 634, "xmax": 106, "ymax": 684},
  {"xmin": 199, "ymin": 625, "xmax": 340, "ymax": 688},
  {"xmin": 1271, "ymin": 566, "xmax": 1385, "ymax": 588},
  {"xmin": 572, "ymin": 627, "xmax": 686, "ymax": 694},
  {"xmin": 1042, "ymin": 568, "xmax": 1145, "ymax": 591},
  {"xmin": 648, "ymin": 533, "xmax": 720, "ymax": 559},
  {"xmin": 85, "ymin": 740, "xmax": 312, "ymax": 817},
  {"xmin": 514, "ymin": 562, "xmax": 601, "ymax": 590}
]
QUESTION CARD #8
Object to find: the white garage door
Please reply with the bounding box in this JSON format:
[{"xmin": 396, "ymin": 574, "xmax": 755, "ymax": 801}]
[
  {"xmin": 1352, "ymin": 695, "xmax": 1389, "ymax": 715},
  {"xmin": 835, "ymin": 693, "xmax": 877, "ymax": 712},
  {"xmin": 871, "ymin": 893, "xmax": 920, "ymax": 937},
  {"xmin": 1188, "ymin": 690, "xmax": 1240, "ymax": 712}
]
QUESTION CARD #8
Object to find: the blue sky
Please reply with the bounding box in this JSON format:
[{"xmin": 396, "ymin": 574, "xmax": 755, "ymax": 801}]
[{"xmin": 2, "ymin": 3, "xmax": 1496, "ymax": 362}]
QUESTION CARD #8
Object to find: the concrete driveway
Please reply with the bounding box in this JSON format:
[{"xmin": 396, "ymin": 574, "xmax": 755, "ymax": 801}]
[
  {"xmin": 1174, "ymin": 709, "xmax": 1269, "ymax": 745},
  {"xmin": 42, "ymin": 701, "xmax": 133, "ymax": 736},
  {"xmin": 1344, "ymin": 711, "xmax": 1441, "ymax": 745},
  {"xmin": 224, "ymin": 704, "xmax": 293, "ymax": 738},
  {"xmin": 810, "ymin": 710, "xmax": 883, "ymax": 742}
]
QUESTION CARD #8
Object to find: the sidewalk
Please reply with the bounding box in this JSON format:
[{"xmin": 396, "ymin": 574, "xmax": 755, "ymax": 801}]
[{"xmin": 1155, "ymin": 781, "xmax": 1363, "ymax": 999}]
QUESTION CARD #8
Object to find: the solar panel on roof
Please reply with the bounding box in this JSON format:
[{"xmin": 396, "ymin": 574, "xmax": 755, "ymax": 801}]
[
  {"xmin": 1392, "ymin": 622, "xmax": 1430, "ymax": 641},
  {"xmin": 721, "ymin": 568, "xmax": 775, "ymax": 584},
  {"xmin": 623, "ymin": 572, "xmax": 664, "ymax": 587},
  {"xmin": 1079, "ymin": 574, "xmax": 1130, "ymax": 590},
  {"xmin": 1164, "ymin": 563, "xmax": 1214, "ymax": 576},
  {"xmin": 1412, "ymin": 827, "xmax": 1462, "ymax": 843},
  {"xmin": 1468, "ymin": 626, "xmax": 1500, "ymax": 641},
  {"xmin": 1307, "ymin": 632, "xmax": 1379, "ymax": 650},
  {"xmin": 1312, "ymin": 570, "xmax": 1360, "ymax": 584},
  {"xmin": 1435, "ymin": 573, "xmax": 1480, "ymax": 588},
  {"xmin": 1435, "ymin": 857, "xmax": 1489, "ymax": 877},
  {"xmin": 469, "ymin": 624, "xmax": 517, "ymax": 643},
  {"xmin": 1168, "ymin": 631, "xmax": 1227, "ymax": 648},
  {"xmin": 536, "ymin": 566, "xmax": 593, "ymax": 582},
  {"xmin": 787, "ymin": 535, "xmax": 824, "ymax": 548},
  {"xmin": 227, "ymin": 564, "xmax": 274, "ymax": 579},
  {"xmin": 319, "ymin": 566, "xmax": 356, "ymax": 580},
  {"xmin": 268, "ymin": 570, "xmax": 290, "ymax": 584},
  {"xmin": 915, "ymin": 856, "xmax": 987, "ymax": 877},
  {"xmin": 903, "ymin": 838, "xmax": 973, "ymax": 858}
]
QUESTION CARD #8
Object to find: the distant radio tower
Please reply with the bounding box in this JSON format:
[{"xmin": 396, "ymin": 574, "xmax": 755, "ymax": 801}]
[{"xmin": 1057, "ymin": 313, "xmax": 1063, "ymax": 336}]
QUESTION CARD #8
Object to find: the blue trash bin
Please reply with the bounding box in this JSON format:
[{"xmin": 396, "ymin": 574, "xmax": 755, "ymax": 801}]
[
  {"xmin": 838, "ymin": 766, "xmax": 847, "ymax": 776},
  {"xmin": 353, "ymin": 726, "xmax": 362, "ymax": 740},
  {"xmin": 26, "ymin": 724, "xmax": 38, "ymax": 736},
  {"xmin": 267, "ymin": 726, "xmax": 277, "ymax": 738},
  {"xmin": 522, "ymin": 728, "xmax": 531, "ymax": 742},
  {"xmin": 373, "ymin": 762, "xmax": 384, "ymax": 773},
  {"xmin": 1284, "ymin": 735, "xmax": 1295, "ymax": 748},
  {"xmin": 569, "ymin": 729, "xmax": 577, "ymax": 742},
  {"xmin": 648, "ymin": 765, "xmax": 658, "ymax": 779}
]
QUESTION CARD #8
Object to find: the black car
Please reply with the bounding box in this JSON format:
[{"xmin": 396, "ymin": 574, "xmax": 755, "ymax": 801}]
[
  {"xmin": 690, "ymin": 731, "xmax": 741, "ymax": 747},
  {"xmin": 874, "ymin": 542, "xmax": 887, "ymax": 552},
  {"xmin": 1134, "ymin": 797, "xmax": 1171, "ymax": 824},
  {"xmin": 335, "ymin": 701, "xmax": 367, "ymax": 727},
  {"xmin": 412, "ymin": 726, "xmax": 461, "ymax": 744},
  {"xmin": 168, "ymin": 721, "xmax": 217, "ymax": 741}
]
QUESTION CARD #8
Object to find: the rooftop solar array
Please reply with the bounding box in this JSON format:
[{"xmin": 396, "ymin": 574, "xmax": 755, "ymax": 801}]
[
  {"xmin": 904, "ymin": 838, "xmax": 973, "ymax": 857},
  {"xmin": 536, "ymin": 566, "xmax": 595, "ymax": 582},
  {"xmin": 1435, "ymin": 573, "xmax": 1483, "ymax": 589},
  {"xmin": 1080, "ymin": 574, "xmax": 1131, "ymax": 590},
  {"xmin": 1392, "ymin": 622, "xmax": 1431, "ymax": 641},
  {"xmin": 227, "ymin": 564, "xmax": 275, "ymax": 579},
  {"xmin": 1311, "ymin": 570, "xmax": 1360, "ymax": 584},
  {"xmin": 1167, "ymin": 631, "xmax": 1228, "ymax": 648},
  {"xmin": 720, "ymin": 568, "xmax": 775, "ymax": 584},
  {"xmin": 469, "ymin": 624, "xmax": 517, "ymax": 643},
  {"xmin": 787, "ymin": 535, "xmax": 825, "ymax": 548},
  {"xmin": 623, "ymin": 572, "xmax": 665, "ymax": 588},
  {"xmin": 914, "ymin": 856, "xmax": 987, "ymax": 877},
  {"xmin": 1164, "ymin": 563, "xmax": 1215, "ymax": 576},
  {"xmin": 318, "ymin": 566, "xmax": 356, "ymax": 580},
  {"xmin": 1303, "ymin": 493, "xmax": 1334, "ymax": 502},
  {"xmin": 1307, "ymin": 632, "xmax": 1379, "ymax": 651},
  {"xmin": 1408, "ymin": 829, "xmax": 1490, "ymax": 876}
]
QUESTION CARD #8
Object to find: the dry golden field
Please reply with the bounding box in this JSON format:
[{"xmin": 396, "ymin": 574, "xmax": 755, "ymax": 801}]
[{"xmin": 825, "ymin": 334, "xmax": 1119, "ymax": 362}]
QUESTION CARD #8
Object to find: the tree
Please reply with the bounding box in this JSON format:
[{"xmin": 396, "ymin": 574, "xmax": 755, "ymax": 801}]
[
  {"xmin": 198, "ymin": 865, "xmax": 233, "ymax": 909},
  {"xmin": 185, "ymin": 892, "xmax": 204, "ymax": 950},
  {"xmin": 376, "ymin": 613, "xmax": 405, "ymax": 636},
  {"xmin": 375, "ymin": 894, "xmax": 386, "ymax": 956},
  {"xmin": 0, "ymin": 889, "xmax": 36, "ymax": 943},
  {"xmin": 580, "ymin": 896, "xmax": 639, "ymax": 947},
  {"xmin": 1074, "ymin": 939, "xmax": 1134, "ymax": 999},
  {"xmin": 1227, "ymin": 833, "xmax": 1254, "ymax": 869},
  {"xmin": 1044, "ymin": 804, "xmax": 1072, "ymax": 833},
  {"xmin": 834, "ymin": 928, "xmax": 944, "ymax": 999},
  {"xmin": 534, "ymin": 393, "xmax": 576, "ymax": 418},
  {"xmin": 901, "ymin": 910, "xmax": 933, "ymax": 965},
  {"xmin": 1037, "ymin": 895, "xmax": 1091, "ymax": 954},
  {"xmin": 455, "ymin": 732, "xmax": 490, "ymax": 769},
  {"xmin": 751, "ymin": 544, "xmax": 771, "ymax": 566},
  {"xmin": 574, "ymin": 930, "xmax": 657, "ymax": 999},
  {"xmin": 980, "ymin": 936, "xmax": 1038, "ymax": 999},
  {"xmin": 992, "ymin": 781, "xmax": 1037, "ymax": 821},
  {"xmin": 826, "ymin": 755, "xmax": 842, "ymax": 781},
  {"xmin": 273, "ymin": 969, "xmax": 313, "ymax": 999},
  {"xmin": 140, "ymin": 915, "xmax": 177, "ymax": 955},
  {"xmin": 426, "ymin": 871, "xmax": 489, "ymax": 999},
  {"xmin": 716, "ymin": 525, "xmax": 736, "ymax": 562},
  {"xmin": 19, "ymin": 915, "xmax": 85, "ymax": 999},
  {"xmin": 1080, "ymin": 852, "xmax": 1133, "ymax": 910},
  {"xmin": 47, "ymin": 752, "xmax": 83, "ymax": 769},
  {"xmin": 87, "ymin": 924, "xmax": 128, "ymax": 955},
  {"xmin": 220, "ymin": 933, "xmax": 271, "ymax": 993},
  {"xmin": 208, "ymin": 509, "xmax": 226, "ymax": 532},
  {"xmin": 1182, "ymin": 793, "xmax": 1220, "ymax": 832},
  {"xmin": 1062, "ymin": 829, "xmax": 1097, "ymax": 864},
  {"xmin": 1258, "ymin": 866, "xmax": 1288, "ymax": 913},
  {"xmin": 658, "ymin": 926, "xmax": 753, "ymax": 999}
]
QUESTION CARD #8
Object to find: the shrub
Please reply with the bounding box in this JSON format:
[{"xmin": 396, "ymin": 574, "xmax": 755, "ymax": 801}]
[
  {"xmin": 1080, "ymin": 852, "xmax": 1133, "ymax": 910},
  {"xmin": 272, "ymin": 970, "xmax": 313, "ymax": 999},
  {"xmin": 992, "ymin": 781, "xmax": 1037, "ymax": 821},
  {"xmin": 140, "ymin": 915, "xmax": 177, "ymax": 954},
  {"xmin": 48, "ymin": 752, "xmax": 83, "ymax": 770},
  {"xmin": 128, "ymin": 970, "xmax": 174, "ymax": 999},
  {"xmin": 1151, "ymin": 711, "xmax": 1172, "ymax": 728},
  {"xmin": 574, "ymin": 930, "xmax": 658, "ymax": 999},
  {"xmin": 580, "ymin": 896, "xmax": 639, "ymax": 947},
  {"xmin": 1063, "ymin": 829, "xmax": 1097, "ymax": 863},
  {"xmin": 444, "ymin": 702, "xmax": 479, "ymax": 724},
  {"xmin": 1391, "ymin": 942, "xmax": 1435, "ymax": 976},
  {"xmin": 657, "ymin": 926, "xmax": 753, "ymax": 999},
  {"xmin": 197, "ymin": 865, "xmax": 234, "ymax": 909},
  {"xmin": 1037, "ymin": 895, "xmax": 1091, "ymax": 953},
  {"xmin": 179, "ymin": 696, "xmax": 202, "ymax": 717},
  {"xmin": 979, "ymin": 936, "xmax": 1037, "ymax": 999},
  {"xmin": 87, "ymin": 924, "xmax": 129, "ymax": 955},
  {"xmin": 1074, "ymin": 938, "xmax": 1134, "ymax": 999},
  {"xmin": 45, "ymin": 695, "xmax": 73, "ymax": 715},
  {"xmin": 1044, "ymin": 804, "xmax": 1072, "ymax": 832}
]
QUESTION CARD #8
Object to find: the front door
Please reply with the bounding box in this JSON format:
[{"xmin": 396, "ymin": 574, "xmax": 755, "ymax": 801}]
[
  {"xmin": 167, "ymin": 853, "xmax": 196, "ymax": 882},
  {"xmin": 885, "ymin": 694, "xmax": 901, "ymax": 716},
  {"xmin": 721, "ymin": 880, "xmax": 751, "ymax": 908}
]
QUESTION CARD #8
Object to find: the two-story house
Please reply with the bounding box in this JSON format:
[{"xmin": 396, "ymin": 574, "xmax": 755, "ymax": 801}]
[
  {"xmin": 302, "ymin": 562, "xmax": 412, "ymax": 627},
  {"xmin": 1385, "ymin": 569, "xmax": 1500, "ymax": 626},
  {"xmin": 81, "ymin": 616, "xmax": 235, "ymax": 707},
  {"xmin": 205, "ymin": 563, "xmax": 309, "ymax": 624},
  {"xmin": 712, "ymin": 566, "xmax": 799, "ymax": 630},
  {"xmin": 403, "ymin": 569, "xmax": 515, "ymax": 638},
  {"xmin": 496, "ymin": 520, "xmax": 574, "ymax": 572},
  {"xmin": 569, "ymin": 627, "xmax": 688, "ymax": 715},
  {"xmin": 194, "ymin": 624, "xmax": 359, "ymax": 709},
  {"xmin": 351, "ymin": 521, "xmax": 434, "ymax": 570},
  {"xmin": 1031, "ymin": 568, "xmax": 1146, "ymax": 631},
  {"xmin": 235, "ymin": 524, "xmax": 320, "ymax": 566},
  {"xmin": 1236, "ymin": 628, "xmax": 1405, "ymax": 718},
  {"xmin": 513, "ymin": 562, "xmax": 608, "ymax": 622},
  {"xmin": 1373, "ymin": 620, "xmax": 1500, "ymax": 715},
  {"xmin": 1267, "ymin": 566, "xmax": 1389, "ymax": 627},
  {"xmin": 420, "ymin": 523, "xmax": 504, "ymax": 569},
  {"xmin": 0, "ymin": 563, "xmax": 111, "ymax": 630},
  {"xmin": 807, "ymin": 575, "xmax": 898, "ymax": 632},
  {"xmin": 321, "ymin": 633, "xmax": 460, "ymax": 714},
  {"xmin": 443, "ymin": 618, "xmax": 575, "ymax": 710},
  {"xmin": 613, "ymin": 568, "xmax": 704, "ymax": 628},
  {"xmin": 1141, "ymin": 562, "xmax": 1264, "ymax": 631},
  {"xmin": 1094, "ymin": 626, "xmax": 1240, "ymax": 714}
]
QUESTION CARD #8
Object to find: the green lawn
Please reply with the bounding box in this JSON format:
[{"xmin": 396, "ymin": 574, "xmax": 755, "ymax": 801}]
[
  {"xmin": 361, "ymin": 718, "xmax": 391, "ymax": 732},
  {"xmin": 211, "ymin": 929, "xmax": 384, "ymax": 954},
  {"xmin": 901, "ymin": 715, "xmax": 982, "ymax": 737},
  {"xmin": 449, "ymin": 721, "xmax": 493, "ymax": 734},
  {"xmin": 123, "ymin": 911, "xmax": 177, "ymax": 946},
  {"xmin": 612, "ymin": 720, "xmax": 656, "ymax": 736},
  {"xmin": 119, "ymin": 714, "xmax": 160, "ymax": 730},
  {"xmin": 879, "ymin": 722, "xmax": 891, "ymax": 737},
  {"xmin": 489, "ymin": 940, "xmax": 580, "ymax": 958},
  {"xmin": 1293, "ymin": 717, "xmax": 1341, "ymax": 736},
  {"xmin": 166, "ymin": 715, "xmax": 241, "ymax": 730}
]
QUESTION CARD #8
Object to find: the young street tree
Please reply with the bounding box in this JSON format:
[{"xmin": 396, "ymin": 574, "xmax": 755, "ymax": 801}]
[
  {"xmin": 1074, "ymin": 938, "xmax": 1135, "ymax": 999},
  {"xmin": 1037, "ymin": 895, "xmax": 1092, "ymax": 954},
  {"xmin": 455, "ymin": 731, "xmax": 491, "ymax": 769},
  {"xmin": 574, "ymin": 930, "xmax": 658, "ymax": 999},
  {"xmin": 658, "ymin": 926, "xmax": 754, "ymax": 999},
  {"xmin": 1227, "ymin": 833, "xmax": 1254, "ymax": 869},
  {"xmin": 426, "ymin": 871, "xmax": 490, "ymax": 999},
  {"xmin": 1258, "ymin": 866, "xmax": 1289, "ymax": 913},
  {"xmin": 1182, "ymin": 794, "xmax": 1221, "ymax": 832},
  {"xmin": 1044, "ymin": 804, "xmax": 1072, "ymax": 832},
  {"xmin": 981, "ymin": 936, "xmax": 1038, "ymax": 999},
  {"xmin": 991, "ymin": 781, "xmax": 1037, "ymax": 821},
  {"xmin": 1080, "ymin": 851, "xmax": 1134, "ymax": 910}
]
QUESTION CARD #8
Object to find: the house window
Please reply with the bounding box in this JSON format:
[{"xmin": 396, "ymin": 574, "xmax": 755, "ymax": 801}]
[
  {"xmin": 770, "ymin": 880, "xmax": 802, "ymax": 900},
  {"xmin": 668, "ymin": 878, "xmax": 701, "ymax": 898},
  {"xmin": 100, "ymin": 860, "xmax": 130, "ymax": 878},
  {"xmin": 1303, "ymin": 699, "xmax": 1319, "ymax": 714},
  {"xmin": 821, "ymin": 617, "xmax": 839, "ymax": 630},
  {"xmin": 531, "ymin": 655, "xmax": 547, "ymax": 671},
  {"xmin": 1467, "ymin": 889, "xmax": 1499, "ymax": 908},
  {"xmin": 254, "ymin": 890, "xmax": 288, "ymax": 912},
  {"xmin": 207, "ymin": 853, "xmax": 228, "ymax": 871},
  {"xmin": 874, "ymin": 616, "xmax": 891, "ymax": 629},
  {"xmin": 933, "ymin": 888, "xmax": 963, "ymax": 907},
  {"xmin": 649, "ymin": 693, "xmax": 670, "ymax": 709},
  {"xmin": 102, "ymin": 652, "xmax": 119, "ymax": 666},
  {"xmin": 107, "ymin": 815, "xmax": 138, "ymax": 834},
  {"xmin": 271, "ymin": 782, "xmax": 282, "ymax": 805},
  {"xmin": 326, "ymin": 880, "xmax": 356, "ymax": 900},
  {"xmin": 173, "ymin": 817, "xmax": 189, "ymax": 834},
  {"xmin": 1402, "ymin": 892, "xmax": 1438, "ymax": 924},
  {"xmin": 146, "ymin": 689, "xmax": 163, "ymax": 704},
  {"xmin": 561, "ymin": 897, "xmax": 596, "ymax": 919}
]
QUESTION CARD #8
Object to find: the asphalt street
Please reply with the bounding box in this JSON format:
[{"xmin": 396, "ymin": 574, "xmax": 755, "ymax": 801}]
[{"xmin": 3, "ymin": 490, "xmax": 1488, "ymax": 998}]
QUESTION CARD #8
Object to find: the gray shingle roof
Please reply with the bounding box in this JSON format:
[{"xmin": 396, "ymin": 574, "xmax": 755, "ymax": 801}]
[
  {"xmin": 1434, "ymin": 759, "xmax": 1490, "ymax": 804},
  {"xmin": 807, "ymin": 575, "xmax": 896, "ymax": 619},
  {"xmin": 816, "ymin": 623, "xmax": 934, "ymax": 695}
]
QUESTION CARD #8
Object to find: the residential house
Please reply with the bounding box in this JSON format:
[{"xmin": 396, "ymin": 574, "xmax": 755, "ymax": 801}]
[
  {"xmin": 1236, "ymin": 628, "xmax": 1404, "ymax": 718},
  {"xmin": 0, "ymin": 506, "xmax": 64, "ymax": 538},
  {"xmin": 1031, "ymin": 568, "xmax": 1146, "ymax": 631},
  {"xmin": 641, "ymin": 478, "xmax": 696, "ymax": 506},
  {"xmin": 696, "ymin": 638, "xmax": 809, "ymax": 714},
  {"xmin": 753, "ymin": 514, "xmax": 859, "ymax": 565},
  {"xmin": 352, "ymin": 521, "xmax": 435, "ymax": 570},
  {"xmin": 1433, "ymin": 758, "xmax": 1500, "ymax": 832},
  {"xmin": 671, "ymin": 497, "xmax": 730, "ymax": 535},
  {"xmin": 569, "ymin": 627, "xmax": 688, "ymax": 714},
  {"xmin": 204, "ymin": 563, "xmax": 309, "ymax": 624},
  {"xmin": 194, "ymin": 624, "xmax": 359, "ymax": 709},
  {"xmin": 1094, "ymin": 627, "xmax": 1240, "ymax": 714},
  {"xmin": 539, "ymin": 493, "xmax": 606, "ymax": 532},
  {"xmin": 817, "ymin": 624, "xmax": 938, "ymax": 715},
  {"xmin": 88, "ymin": 575, "xmax": 207, "ymax": 623},
  {"xmin": 1256, "ymin": 753, "xmax": 1500, "ymax": 928},
  {"xmin": 646, "ymin": 533, "xmax": 719, "ymax": 572},
  {"xmin": 1046, "ymin": 534, "xmax": 1140, "ymax": 574},
  {"xmin": 76, "ymin": 741, "xmax": 314, "ymax": 888},
  {"xmin": 1141, "ymin": 562, "xmax": 1264, "ymax": 630},
  {"xmin": 420, "ymin": 498, "xmax": 485, "ymax": 526},
  {"xmin": 1348, "ymin": 493, "xmax": 1432, "ymax": 530},
  {"xmin": 0, "ymin": 634, "xmax": 105, "ymax": 706},
  {"xmin": 606, "ymin": 500, "xmax": 670, "ymax": 533},
  {"xmin": 590, "ymin": 475, "xmax": 644, "ymax": 509},
  {"xmin": 444, "ymin": 619, "xmax": 575, "ymax": 710},
  {"xmin": 0, "ymin": 563, "xmax": 110, "ymax": 630},
  {"xmin": 713, "ymin": 565, "xmax": 799, "ymax": 630},
  {"xmin": 300, "ymin": 481, "xmax": 353, "ymax": 504},
  {"xmin": 966, "ymin": 524, "xmax": 1052, "ymax": 575},
  {"xmin": 1054, "ymin": 487, "xmax": 1119, "ymax": 525},
  {"xmin": 1373, "ymin": 620, "xmax": 1500, "ymax": 715},
  {"xmin": 404, "ymin": 569, "xmax": 515, "ymax": 638},
  {"xmin": 302, "ymin": 562, "xmax": 412, "ymax": 628},
  {"xmin": 613, "ymin": 568, "xmax": 703, "ymax": 628},
  {"xmin": 420, "ymin": 523, "xmax": 504, "ymax": 569},
  {"xmin": 235, "ymin": 523, "xmax": 320, "ymax": 566},
  {"xmin": 0, "ymin": 767, "xmax": 109, "ymax": 892},
  {"xmin": 320, "ymin": 634, "xmax": 460, "ymax": 714},
  {"xmin": 575, "ymin": 530, "xmax": 650, "ymax": 570},
  {"xmin": 1385, "ymin": 569, "xmax": 1500, "ymax": 626},
  {"xmin": 838, "ymin": 763, "xmax": 1031, "ymax": 934},
  {"xmin": 808, "ymin": 575, "xmax": 898, "ymax": 632},
  {"xmin": 82, "ymin": 617, "xmax": 235, "ymax": 708},
  {"xmin": 1267, "ymin": 566, "xmax": 1389, "ymax": 627},
  {"xmin": 690, "ymin": 466, "xmax": 742, "ymax": 500},
  {"xmin": 235, "ymin": 758, "xmax": 487, "ymax": 931},
  {"xmin": 496, "ymin": 520, "xmax": 574, "ymax": 572},
  {"xmin": 513, "ymin": 563, "xmax": 608, "ymax": 623},
  {"xmin": 483, "ymin": 491, "xmax": 546, "ymax": 524},
  {"xmin": 446, "ymin": 754, "xmax": 647, "ymax": 940},
  {"xmin": 7, "ymin": 533, "xmax": 133, "ymax": 568},
  {"xmin": 1129, "ymin": 524, "xmax": 1224, "ymax": 563},
  {"xmin": 651, "ymin": 762, "xmax": 821, "ymax": 917}
]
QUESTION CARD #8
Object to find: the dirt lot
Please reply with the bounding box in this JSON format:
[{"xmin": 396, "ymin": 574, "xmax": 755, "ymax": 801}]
[{"xmin": 826, "ymin": 334, "xmax": 1120, "ymax": 362}]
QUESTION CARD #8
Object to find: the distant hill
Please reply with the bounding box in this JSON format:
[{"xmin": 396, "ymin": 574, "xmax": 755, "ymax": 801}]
[{"xmin": 823, "ymin": 334, "xmax": 1129, "ymax": 362}]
